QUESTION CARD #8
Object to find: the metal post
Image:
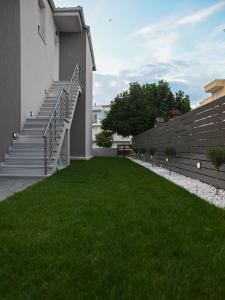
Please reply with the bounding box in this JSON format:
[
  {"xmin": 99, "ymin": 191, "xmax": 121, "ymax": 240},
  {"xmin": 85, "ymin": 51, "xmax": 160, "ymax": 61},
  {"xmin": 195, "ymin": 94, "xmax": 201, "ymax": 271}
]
[{"xmin": 44, "ymin": 136, "xmax": 48, "ymax": 175}]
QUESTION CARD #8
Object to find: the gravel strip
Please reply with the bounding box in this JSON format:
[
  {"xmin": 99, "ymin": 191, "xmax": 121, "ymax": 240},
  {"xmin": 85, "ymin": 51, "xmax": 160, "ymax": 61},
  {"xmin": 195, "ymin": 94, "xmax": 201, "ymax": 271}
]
[{"xmin": 130, "ymin": 158, "xmax": 225, "ymax": 208}]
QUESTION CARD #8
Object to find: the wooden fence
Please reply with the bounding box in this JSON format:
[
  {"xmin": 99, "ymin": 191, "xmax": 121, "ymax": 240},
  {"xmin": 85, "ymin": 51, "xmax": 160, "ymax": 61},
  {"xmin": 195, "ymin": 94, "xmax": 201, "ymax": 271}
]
[{"xmin": 132, "ymin": 96, "xmax": 225, "ymax": 189}]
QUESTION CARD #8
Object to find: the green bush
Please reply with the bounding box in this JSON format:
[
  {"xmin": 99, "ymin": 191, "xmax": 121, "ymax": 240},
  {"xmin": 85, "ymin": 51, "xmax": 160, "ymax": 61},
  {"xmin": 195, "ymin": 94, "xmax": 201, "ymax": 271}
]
[
  {"xmin": 165, "ymin": 147, "xmax": 176, "ymax": 157},
  {"xmin": 165, "ymin": 147, "xmax": 176, "ymax": 174},
  {"xmin": 148, "ymin": 147, "xmax": 156, "ymax": 156},
  {"xmin": 141, "ymin": 149, "xmax": 146, "ymax": 155},
  {"xmin": 207, "ymin": 147, "xmax": 225, "ymax": 193},
  {"xmin": 148, "ymin": 147, "xmax": 156, "ymax": 166},
  {"xmin": 95, "ymin": 130, "xmax": 113, "ymax": 148}
]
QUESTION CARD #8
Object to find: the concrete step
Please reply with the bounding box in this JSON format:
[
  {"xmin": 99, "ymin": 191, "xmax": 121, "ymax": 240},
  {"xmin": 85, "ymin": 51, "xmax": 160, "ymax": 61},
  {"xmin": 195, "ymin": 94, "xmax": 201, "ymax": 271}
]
[
  {"xmin": 26, "ymin": 117, "xmax": 49, "ymax": 123},
  {"xmin": 12, "ymin": 142, "xmax": 44, "ymax": 149},
  {"xmin": 41, "ymin": 103, "xmax": 56, "ymax": 108},
  {"xmin": 0, "ymin": 165, "xmax": 53, "ymax": 177},
  {"xmin": 43, "ymin": 99, "xmax": 58, "ymax": 105},
  {"xmin": 23, "ymin": 123, "xmax": 47, "ymax": 129},
  {"xmin": 38, "ymin": 111, "xmax": 51, "ymax": 117},
  {"xmin": 16, "ymin": 135, "xmax": 45, "ymax": 143},
  {"xmin": 53, "ymin": 81, "xmax": 69, "ymax": 85},
  {"xmin": 4, "ymin": 157, "xmax": 55, "ymax": 165},
  {"xmin": 20, "ymin": 129, "xmax": 45, "ymax": 136},
  {"xmin": 40, "ymin": 107, "xmax": 54, "ymax": 112},
  {"xmin": 8, "ymin": 148, "xmax": 45, "ymax": 157}
]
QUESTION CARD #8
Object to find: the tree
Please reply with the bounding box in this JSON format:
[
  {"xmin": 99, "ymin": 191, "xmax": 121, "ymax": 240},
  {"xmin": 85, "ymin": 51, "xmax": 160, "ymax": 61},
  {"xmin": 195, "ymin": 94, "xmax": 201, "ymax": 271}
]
[
  {"xmin": 174, "ymin": 91, "xmax": 191, "ymax": 114},
  {"xmin": 207, "ymin": 147, "xmax": 225, "ymax": 194},
  {"xmin": 95, "ymin": 130, "xmax": 113, "ymax": 148},
  {"xmin": 102, "ymin": 81, "xmax": 191, "ymax": 137}
]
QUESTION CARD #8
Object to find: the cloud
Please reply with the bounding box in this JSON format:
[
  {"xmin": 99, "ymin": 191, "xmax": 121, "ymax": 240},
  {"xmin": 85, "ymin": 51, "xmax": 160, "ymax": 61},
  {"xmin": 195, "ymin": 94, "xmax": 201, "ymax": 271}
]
[
  {"xmin": 133, "ymin": 1, "xmax": 225, "ymax": 38},
  {"xmin": 94, "ymin": 58, "xmax": 225, "ymax": 106},
  {"xmin": 141, "ymin": 32, "xmax": 178, "ymax": 62},
  {"xmin": 176, "ymin": 1, "xmax": 225, "ymax": 25}
]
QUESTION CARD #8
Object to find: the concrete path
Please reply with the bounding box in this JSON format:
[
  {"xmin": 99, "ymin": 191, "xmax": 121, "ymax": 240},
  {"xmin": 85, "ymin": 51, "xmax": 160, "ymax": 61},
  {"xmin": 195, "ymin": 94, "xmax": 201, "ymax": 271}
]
[{"xmin": 0, "ymin": 178, "xmax": 41, "ymax": 202}]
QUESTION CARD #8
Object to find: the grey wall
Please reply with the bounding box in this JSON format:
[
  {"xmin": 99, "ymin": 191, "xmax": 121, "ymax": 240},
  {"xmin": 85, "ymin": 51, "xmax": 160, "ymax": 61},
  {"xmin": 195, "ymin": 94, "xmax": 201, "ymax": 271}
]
[
  {"xmin": 93, "ymin": 148, "xmax": 117, "ymax": 157},
  {"xmin": 20, "ymin": 0, "xmax": 59, "ymax": 123},
  {"xmin": 59, "ymin": 31, "xmax": 93, "ymax": 158},
  {"xmin": 85, "ymin": 33, "xmax": 93, "ymax": 158},
  {"xmin": 0, "ymin": 0, "xmax": 21, "ymax": 161}
]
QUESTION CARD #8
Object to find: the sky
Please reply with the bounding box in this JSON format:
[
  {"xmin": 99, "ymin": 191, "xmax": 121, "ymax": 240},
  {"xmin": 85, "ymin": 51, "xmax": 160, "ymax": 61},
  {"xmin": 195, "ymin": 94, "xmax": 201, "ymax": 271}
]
[{"xmin": 54, "ymin": 0, "xmax": 225, "ymax": 107}]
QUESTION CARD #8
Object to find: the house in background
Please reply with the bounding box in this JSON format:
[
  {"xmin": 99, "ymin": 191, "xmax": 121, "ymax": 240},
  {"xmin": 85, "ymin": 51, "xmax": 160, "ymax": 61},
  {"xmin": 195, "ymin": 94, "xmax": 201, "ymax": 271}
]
[
  {"xmin": 200, "ymin": 79, "xmax": 225, "ymax": 106},
  {"xmin": 92, "ymin": 104, "xmax": 132, "ymax": 148},
  {"xmin": 0, "ymin": 0, "xmax": 96, "ymax": 176}
]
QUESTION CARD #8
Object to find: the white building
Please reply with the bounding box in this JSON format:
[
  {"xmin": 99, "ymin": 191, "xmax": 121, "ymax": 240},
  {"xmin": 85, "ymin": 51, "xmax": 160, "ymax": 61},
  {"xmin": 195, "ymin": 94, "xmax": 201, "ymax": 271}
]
[{"xmin": 92, "ymin": 104, "xmax": 132, "ymax": 148}]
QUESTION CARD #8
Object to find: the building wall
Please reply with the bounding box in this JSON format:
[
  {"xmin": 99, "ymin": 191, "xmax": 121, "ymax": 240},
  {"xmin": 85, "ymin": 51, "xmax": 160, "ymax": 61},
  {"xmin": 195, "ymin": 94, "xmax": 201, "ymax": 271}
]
[
  {"xmin": 59, "ymin": 31, "xmax": 93, "ymax": 159},
  {"xmin": 20, "ymin": 0, "xmax": 59, "ymax": 123},
  {"xmin": 0, "ymin": 0, "xmax": 21, "ymax": 160},
  {"xmin": 85, "ymin": 34, "xmax": 93, "ymax": 158}
]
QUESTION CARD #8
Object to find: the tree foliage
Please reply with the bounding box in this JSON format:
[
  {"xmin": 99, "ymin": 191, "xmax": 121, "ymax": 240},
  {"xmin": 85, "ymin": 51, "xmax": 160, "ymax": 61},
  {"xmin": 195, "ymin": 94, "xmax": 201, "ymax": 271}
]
[
  {"xmin": 102, "ymin": 81, "xmax": 191, "ymax": 137},
  {"xmin": 95, "ymin": 130, "xmax": 113, "ymax": 148}
]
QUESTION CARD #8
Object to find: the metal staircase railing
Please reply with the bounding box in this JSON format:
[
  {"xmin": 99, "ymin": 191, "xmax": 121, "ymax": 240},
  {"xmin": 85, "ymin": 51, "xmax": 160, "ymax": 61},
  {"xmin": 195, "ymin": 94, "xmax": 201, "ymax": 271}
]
[{"xmin": 43, "ymin": 62, "xmax": 81, "ymax": 175}]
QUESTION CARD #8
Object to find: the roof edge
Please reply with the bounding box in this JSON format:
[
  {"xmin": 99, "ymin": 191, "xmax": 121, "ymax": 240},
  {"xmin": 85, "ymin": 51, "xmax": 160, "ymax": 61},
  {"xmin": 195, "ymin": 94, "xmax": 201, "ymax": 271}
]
[{"xmin": 47, "ymin": 1, "xmax": 96, "ymax": 71}]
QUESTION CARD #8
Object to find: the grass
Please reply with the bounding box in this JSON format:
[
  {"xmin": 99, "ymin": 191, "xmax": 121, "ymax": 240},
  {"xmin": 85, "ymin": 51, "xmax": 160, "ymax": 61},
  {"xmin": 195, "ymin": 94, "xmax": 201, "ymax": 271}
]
[{"xmin": 1, "ymin": 157, "xmax": 225, "ymax": 299}]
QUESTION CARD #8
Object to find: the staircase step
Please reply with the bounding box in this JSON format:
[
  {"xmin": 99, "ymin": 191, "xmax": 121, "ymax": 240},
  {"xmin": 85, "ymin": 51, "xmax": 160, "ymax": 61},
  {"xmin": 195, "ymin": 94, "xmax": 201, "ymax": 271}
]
[
  {"xmin": 12, "ymin": 142, "xmax": 44, "ymax": 149},
  {"xmin": 23, "ymin": 124, "xmax": 47, "ymax": 129},
  {"xmin": 0, "ymin": 165, "xmax": 53, "ymax": 177},
  {"xmin": 4, "ymin": 157, "xmax": 55, "ymax": 165},
  {"xmin": 0, "ymin": 79, "xmax": 80, "ymax": 177}
]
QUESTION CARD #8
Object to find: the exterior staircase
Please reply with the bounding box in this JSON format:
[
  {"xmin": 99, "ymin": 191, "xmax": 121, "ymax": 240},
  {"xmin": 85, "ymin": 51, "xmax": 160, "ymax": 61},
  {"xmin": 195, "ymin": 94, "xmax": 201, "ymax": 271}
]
[{"xmin": 0, "ymin": 63, "xmax": 81, "ymax": 177}]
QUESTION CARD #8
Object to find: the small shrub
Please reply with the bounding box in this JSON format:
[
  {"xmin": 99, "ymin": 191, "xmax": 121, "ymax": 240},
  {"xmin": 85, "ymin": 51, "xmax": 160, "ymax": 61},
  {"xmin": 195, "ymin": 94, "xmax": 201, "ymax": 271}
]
[
  {"xmin": 148, "ymin": 147, "xmax": 156, "ymax": 156},
  {"xmin": 207, "ymin": 147, "xmax": 225, "ymax": 194},
  {"xmin": 148, "ymin": 147, "xmax": 156, "ymax": 166},
  {"xmin": 141, "ymin": 149, "xmax": 146, "ymax": 161},
  {"xmin": 95, "ymin": 130, "xmax": 113, "ymax": 148},
  {"xmin": 165, "ymin": 147, "xmax": 176, "ymax": 174},
  {"xmin": 141, "ymin": 149, "xmax": 146, "ymax": 155},
  {"xmin": 133, "ymin": 148, "xmax": 138, "ymax": 157},
  {"xmin": 165, "ymin": 147, "xmax": 176, "ymax": 157}
]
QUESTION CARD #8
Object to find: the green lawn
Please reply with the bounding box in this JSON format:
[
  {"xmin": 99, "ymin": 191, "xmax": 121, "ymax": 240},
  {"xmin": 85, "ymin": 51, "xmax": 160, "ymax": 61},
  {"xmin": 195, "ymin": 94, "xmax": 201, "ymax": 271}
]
[{"xmin": 1, "ymin": 158, "xmax": 225, "ymax": 299}]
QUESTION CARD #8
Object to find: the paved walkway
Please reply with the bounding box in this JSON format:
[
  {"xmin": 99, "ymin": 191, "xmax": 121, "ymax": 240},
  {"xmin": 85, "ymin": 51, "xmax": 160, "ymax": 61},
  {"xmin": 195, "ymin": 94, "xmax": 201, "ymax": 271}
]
[{"xmin": 0, "ymin": 178, "xmax": 41, "ymax": 202}]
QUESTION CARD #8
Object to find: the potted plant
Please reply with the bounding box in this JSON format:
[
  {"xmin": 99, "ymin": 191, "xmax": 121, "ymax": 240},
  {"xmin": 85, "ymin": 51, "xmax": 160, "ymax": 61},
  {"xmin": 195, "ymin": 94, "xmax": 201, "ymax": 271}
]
[
  {"xmin": 207, "ymin": 147, "xmax": 225, "ymax": 195},
  {"xmin": 165, "ymin": 147, "xmax": 176, "ymax": 175},
  {"xmin": 148, "ymin": 147, "xmax": 156, "ymax": 166}
]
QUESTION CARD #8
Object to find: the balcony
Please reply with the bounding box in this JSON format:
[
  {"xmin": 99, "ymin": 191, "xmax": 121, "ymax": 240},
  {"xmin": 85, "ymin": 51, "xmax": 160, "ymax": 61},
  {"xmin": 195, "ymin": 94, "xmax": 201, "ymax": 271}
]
[{"xmin": 204, "ymin": 79, "xmax": 225, "ymax": 93}]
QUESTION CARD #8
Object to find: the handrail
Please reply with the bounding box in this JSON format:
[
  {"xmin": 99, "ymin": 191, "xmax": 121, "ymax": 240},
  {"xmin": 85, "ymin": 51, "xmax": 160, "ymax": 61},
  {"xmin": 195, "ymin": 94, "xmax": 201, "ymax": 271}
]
[
  {"xmin": 43, "ymin": 62, "xmax": 81, "ymax": 175},
  {"xmin": 43, "ymin": 88, "xmax": 68, "ymax": 137},
  {"xmin": 67, "ymin": 61, "xmax": 80, "ymax": 93}
]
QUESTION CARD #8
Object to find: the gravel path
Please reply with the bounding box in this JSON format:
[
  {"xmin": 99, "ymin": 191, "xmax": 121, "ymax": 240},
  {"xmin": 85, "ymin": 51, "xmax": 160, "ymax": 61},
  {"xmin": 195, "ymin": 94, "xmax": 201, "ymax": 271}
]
[{"xmin": 130, "ymin": 158, "xmax": 225, "ymax": 208}]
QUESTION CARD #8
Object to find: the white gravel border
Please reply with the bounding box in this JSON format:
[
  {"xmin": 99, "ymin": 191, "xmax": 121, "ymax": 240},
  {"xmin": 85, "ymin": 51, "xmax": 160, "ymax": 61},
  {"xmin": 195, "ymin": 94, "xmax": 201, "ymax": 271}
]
[{"xmin": 130, "ymin": 158, "xmax": 225, "ymax": 208}]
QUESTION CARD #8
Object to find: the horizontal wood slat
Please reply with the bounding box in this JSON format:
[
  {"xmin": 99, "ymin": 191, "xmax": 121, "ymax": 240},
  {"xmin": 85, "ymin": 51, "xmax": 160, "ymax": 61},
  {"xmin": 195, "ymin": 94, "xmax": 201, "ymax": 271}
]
[{"xmin": 133, "ymin": 96, "xmax": 225, "ymax": 189}]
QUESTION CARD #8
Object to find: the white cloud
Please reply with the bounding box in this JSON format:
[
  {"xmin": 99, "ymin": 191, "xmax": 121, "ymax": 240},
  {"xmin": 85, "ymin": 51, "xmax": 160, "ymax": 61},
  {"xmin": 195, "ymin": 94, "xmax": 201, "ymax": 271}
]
[
  {"xmin": 133, "ymin": 1, "xmax": 225, "ymax": 38},
  {"xmin": 132, "ymin": 24, "xmax": 161, "ymax": 37},
  {"xmin": 141, "ymin": 32, "xmax": 178, "ymax": 62},
  {"xmin": 109, "ymin": 80, "xmax": 118, "ymax": 87},
  {"xmin": 176, "ymin": 1, "xmax": 225, "ymax": 26}
]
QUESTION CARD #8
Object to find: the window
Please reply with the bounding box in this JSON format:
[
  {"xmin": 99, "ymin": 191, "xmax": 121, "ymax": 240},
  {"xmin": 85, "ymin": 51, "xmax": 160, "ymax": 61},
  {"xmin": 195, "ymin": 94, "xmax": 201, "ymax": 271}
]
[{"xmin": 38, "ymin": 0, "xmax": 46, "ymax": 43}]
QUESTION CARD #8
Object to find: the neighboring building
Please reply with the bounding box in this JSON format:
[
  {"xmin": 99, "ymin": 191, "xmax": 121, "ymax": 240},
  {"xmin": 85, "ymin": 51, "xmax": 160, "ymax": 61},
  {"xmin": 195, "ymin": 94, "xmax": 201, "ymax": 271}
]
[
  {"xmin": 92, "ymin": 105, "xmax": 132, "ymax": 148},
  {"xmin": 0, "ymin": 0, "xmax": 96, "ymax": 176},
  {"xmin": 200, "ymin": 79, "xmax": 225, "ymax": 106}
]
